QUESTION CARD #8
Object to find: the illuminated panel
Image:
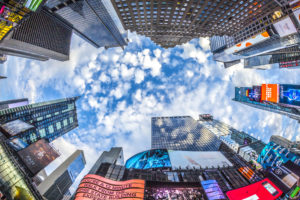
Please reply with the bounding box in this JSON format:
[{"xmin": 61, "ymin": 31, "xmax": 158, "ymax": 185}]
[
  {"xmin": 225, "ymin": 31, "xmax": 270, "ymax": 54},
  {"xmin": 273, "ymin": 17, "xmax": 297, "ymax": 37},
  {"xmin": 0, "ymin": 6, "xmax": 23, "ymax": 40},
  {"xmin": 279, "ymin": 84, "xmax": 300, "ymax": 107},
  {"xmin": 75, "ymin": 174, "xmax": 145, "ymax": 200},
  {"xmin": 261, "ymin": 84, "xmax": 279, "ymax": 103},
  {"xmin": 238, "ymin": 167, "xmax": 255, "ymax": 181}
]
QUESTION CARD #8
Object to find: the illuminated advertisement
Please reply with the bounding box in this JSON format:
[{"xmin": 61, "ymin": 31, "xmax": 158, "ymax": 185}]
[
  {"xmin": 279, "ymin": 84, "xmax": 300, "ymax": 107},
  {"xmin": 125, "ymin": 149, "xmax": 171, "ymax": 169},
  {"xmin": 0, "ymin": 119, "xmax": 34, "ymax": 137},
  {"xmin": 23, "ymin": 0, "xmax": 43, "ymax": 12},
  {"xmin": 225, "ymin": 31, "xmax": 270, "ymax": 54},
  {"xmin": 75, "ymin": 174, "xmax": 145, "ymax": 200},
  {"xmin": 18, "ymin": 139, "xmax": 59, "ymax": 175},
  {"xmin": 168, "ymin": 151, "xmax": 232, "ymax": 169},
  {"xmin": 226, "ymin": 179, "xmax": 282, "ymax": 200},
  {"xmin": 145, "ymin": 186, "xmax": 202, "ymax": 199},
  {"xmin": 257, "ymin": 142, "xmax": 300, "ymax": 169},
  {"xmin": 279, "ymin": 60, "xmax": 300, "ymax": 68},
  {"xmin": 0, "ymin": 4, "xmax": 23, "ymax": 40},
  {"xmin": 201, "ymin": 180, "xmax": 225, "ymax": 200},
  {"xmin": 8, "ymin": 138, "xmax": 28, "ymax": 151},
  {"xmin": 273, "ymin": 17, "xmax": 298, "ymax": 37},
  {"xmin": 246, "ymin": 86, "xmax": 261, "ymax": 102},
  {"xmin": 261, "ymin": 84, "xmax": 279, "ymax": 103}
]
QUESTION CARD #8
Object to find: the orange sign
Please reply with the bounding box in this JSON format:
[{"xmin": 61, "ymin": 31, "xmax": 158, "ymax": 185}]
[
  {"xmin": 75, "ymin": 174, "xmax": 145, "ymax": 200},
  {"xmin": 261, "ymin": 84, "xmax": 279, "ymax": 103},
  {"xmin": 239, "ymin": 167, "xmax": 255, "ymax": 181}
]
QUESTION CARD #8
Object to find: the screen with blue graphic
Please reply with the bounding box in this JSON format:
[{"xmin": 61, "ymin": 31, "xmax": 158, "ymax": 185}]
[
  {"xmin": 125, "ymin": 149, "xmax": 171, "ymax": 169},
  {"xmin": 257, "ymin": 142, "xmax": 300, "ymax": 169},
  {"xmin": 279, "ymin": 85, "xmax": 300, "ymax": 107},
  {"xmin": 67, "ymin": 152, "xmax": 85, "ymax": 182}
]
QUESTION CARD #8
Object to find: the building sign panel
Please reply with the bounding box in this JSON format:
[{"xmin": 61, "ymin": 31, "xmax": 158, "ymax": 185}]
[
  {"xmin": 18, "ymin": 139, "xmax": 59, "ymax": 175},
  {"xmin": 75, "ymin": 174, "xmax": 145, "ymax": 200},
  {"xmin": 273, "ymin": 17, "xmax": 298, "ymax": 37},
  {"xmin": 279, "ymin": 84, "xmax": 300, "ymax": 107},
  {"xmin": 261, "ymin": 84, "xmax": 279, "ymax": 103},
  {"xmin": 0, "ymin": 4, "xmax": 23, "ymax": 40},
  {"xmin": 201, "ymin": 180, "xmax": 225, "ymax": 200},
  {"xmin": 0, "ymin": 119, "xmax": 34, "ymax": 137},
  {"xmin": 23, "ymin": 0, "xmax": 43, "ymax": 11}
]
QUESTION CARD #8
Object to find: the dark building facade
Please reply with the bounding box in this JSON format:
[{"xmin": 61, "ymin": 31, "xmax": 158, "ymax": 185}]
[
  {"xmin": 44, "ymin": 0, "xmax": 127, "ymax": 49},
  {"xmin": 0, "ymin": 97, "xmax": 79, "ymax": 146}
]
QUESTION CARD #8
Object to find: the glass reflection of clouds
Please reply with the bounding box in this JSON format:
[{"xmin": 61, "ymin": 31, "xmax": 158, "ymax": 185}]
[{"xmin": 125, "ymin": 149, "xmax": 171, "ymax": 169}]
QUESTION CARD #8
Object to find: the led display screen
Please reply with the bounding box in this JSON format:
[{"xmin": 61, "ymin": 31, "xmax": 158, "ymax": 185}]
[
  {"xmin": 0, "ymin": 4, "xmax": 23, "ymax": 40},
  {"xmin": 247, "ymin": 86, "xmax": 261, "ymax": 102},
  {"xmin": 261, "ymin": 84, "xmax": 279, "ymax": 103},
  {"xmin": 279, "ymin": 84, "xmax": 300, "ymax": 107},
  {"xmin": 145, "ymin": 186, "xmax": 202, "ymax": 200},
  {"xmin": 273, "ymin": 17, "xmax": 298, "ymax": 37},
  {"xmin": 201, "ymin": 180, "xmax": 225, "ymax": 200},
  {"xmin": 0, "ymin": 119, "xmax": 34, "ymax": 137},
  {"xmin": 23, "ymin": 0, "xmax": 43, "ymax": 11},
  {"xmin": 125, "ymin": 149, "xmax": 171, "ymax": 169},
  {"xmin": 8, "ymin": 138, "xmax": 28, "ymax": 151}
]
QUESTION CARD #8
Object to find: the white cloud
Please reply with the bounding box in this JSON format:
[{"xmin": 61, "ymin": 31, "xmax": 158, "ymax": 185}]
[
  {"xmin": 199, "ymin": 37, "xmax": 210, "ymax": 51},
  {"xmin": 135, "ymin": 69, "xmax": 145, "ymax": 84}
]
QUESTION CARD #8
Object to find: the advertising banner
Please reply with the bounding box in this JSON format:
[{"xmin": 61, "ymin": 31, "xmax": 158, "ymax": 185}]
[
  {"xmin": 125, "ymin": 149, "xmax": 171, "ymax": 169},
  {"xmin": 75, "ymin": 174, "xmax": 145, "ymax": 200},
  {"xmin": 273, "ymin": 17, "xmax": 297, "ymax": 37},
  {"xmin": 0, "ymin": 119, "xmax": 34, "ymax": 137},
  {"xmin": 226, "ymin": 179, "xmax": 282, "ymax": 200},
  {"xmin": 0, "ymin": 5, "xmax": 23, "ymax": 40},
  {"xmin": 247, "ymin": 86, "xmax": 261, "ymax": 102},
  {"xmin": 279, "ymin": 84, "xmax": 300, "ymax": 107},
  {"xmin": 145, "ymin": 186, "xmax": 202, "ymax": 199},
  {"xmin": 168, "ymin": 151, "xmax": 233, "ymax": 169},
  {"xmin": 8, "ymin": 138, "xmax": 28, "ymax": 151},
  {"xmin": 201, "ymin": 180, "xmax": 226, "ymax": 200},
  {"xmin": 261, "ymin": 84, "xmax": 279, "ymax": 103},
  {"xmin": 279, "ymin": 60, "xmax": 300, "ymax": 68},
  {"xmin": 23, "ymin": 0, "xmax": 43, "ymax": 12},
  {"xmin": 17, "ymin": 139, "xmax": 59, "ymax": 175}
]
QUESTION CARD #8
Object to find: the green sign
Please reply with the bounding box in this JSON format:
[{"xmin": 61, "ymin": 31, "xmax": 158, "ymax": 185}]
[{"xmin": 23, "ymin": 0, "xmax": 43, "ymax": 12}]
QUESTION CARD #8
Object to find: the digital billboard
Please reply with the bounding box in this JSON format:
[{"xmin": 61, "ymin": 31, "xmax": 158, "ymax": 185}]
[
  {"xmin": 273, "ymin": 17, "xmax": 298, "ymax": 37},
  {"xmin": 0, "ymin": 119, "xmax": 34, "ymax": 137},
  {"xmin": 238, "ymin": 167, "xmax": 255, "ymax": 181},
  {"xmin": 279, "ymin": 84, "xmax": 300, "ymax": 107},
  {"xmin": 23, "ymin": 0, "xmax": 43, "ymax": 11},
  {"xmin": 0, "ymin": 5, "xmax": 23, "ymax": 40},
  {"xmin": 261, "ymin": 84, "xmax": 279, "ymax": 103},
  {"xmin": 247, "ymin": 86, "xmax": 261, "ymax": 102},
  {"xmin": 75, "ymin": 174, "xmax": 145, "ymax": 200},
  {"xmin": 145, "ymin": 186, "xmax": 202, "ymax": 200},
  {"xmin": 201, "ymin": 180, "xmax": 226, "ymax": 200},
  {"xmin": 125, "ymin": 149, "xmax": 171, "ymax": 169},
  {"xmin": 8, "ymin": 138, "xmax": 28, "ymax": 151},
  {"xmin": 18, "ymin": 139, "xmax": 59, "ymax": 175},
  {"xmin": 226, "ymin": 179, "xmax": 282, "ymax": 200}
]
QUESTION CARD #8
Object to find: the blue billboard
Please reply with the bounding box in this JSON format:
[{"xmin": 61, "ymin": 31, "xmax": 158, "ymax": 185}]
[
  {"xmin": 125, "ymin": 149, "xmax": 171, "ymax": 169},
  {"xmin": 279, "ymin": 84, "xmax": 300, "ymax": 107},
  {"xmin": 257, "ymin": 142, "xmax": 300, "ymax": 169}
]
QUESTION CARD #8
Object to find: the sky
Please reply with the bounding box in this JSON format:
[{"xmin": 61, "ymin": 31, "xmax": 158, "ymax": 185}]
[{"xmin": 0, "ymin": 32, "xmax": 300, "ymax": 193}]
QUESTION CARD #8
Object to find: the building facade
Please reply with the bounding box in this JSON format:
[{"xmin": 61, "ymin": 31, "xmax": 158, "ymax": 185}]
[
  {"xmin": 0, "ymin": 98, "xmax": 28, "ymax": 110},
  {"xmin": 38, "ymin": 150, "xmax": 86, "ymax": 200},
  {"xmin": 0, "ymin": 96, "xmax": 79, "ymax": 146}
]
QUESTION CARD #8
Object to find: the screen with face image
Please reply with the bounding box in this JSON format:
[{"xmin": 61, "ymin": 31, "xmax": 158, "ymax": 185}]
[{"xmin": 262, "ymin": 182, "xmax": 278, "ymax": 196}]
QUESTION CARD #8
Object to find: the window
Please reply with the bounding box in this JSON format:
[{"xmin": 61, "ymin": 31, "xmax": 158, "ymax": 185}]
[
  {"xmin": 49, "ymin": 125, "xmax": 54, "ymax": 133},
  {"xmin": 63, "ymin": 119, "xmax": 68, "ymax": 126},
  {"xmin": 39, "ymin": 129, "xmax": 46, "ymax": 138},
  {"xmin": 56, "ymin": 122, "xmax": 61, "ymax": 130}
]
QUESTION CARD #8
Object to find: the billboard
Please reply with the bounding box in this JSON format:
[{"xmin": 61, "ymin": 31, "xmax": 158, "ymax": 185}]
[
  {"xmin": 23, "ymin": 0, "xmax": 43, "ymax": 12},
  {"xmin": 18, "ymin": 139, "xmax": 59, "ymax": 175},
  {"xmin": 0, "ymin": 119, "xmax": 34, "ymax": 137},
  {"xmin": 0, "ymin": 5, "xmax": 23, "ymax": 40},
  {"xmin": 279, "ymin": 84, "xmax": 300, "ymax": 107},
  {"xmin": 125, "ymin": 149, "xmax": 171, "ymax": 169},
  {"xmin": 75, "ymin": 174, "xmax": 145, "ymax": 200},
  {"xmin": 168, "ymin": 151, "xmax": 232, "ymax": 169},
  {"xmin": 238, "ymin": 167, "xmax": 255, "ymax": 181},
  {"xmin": 226, "ymin": 179, "xmax": 282, "ymax": 200},
  {"xmin": 201, "ymin": 180, "xmax": 226, "ymax": 200},
  {"xmin": 261, "ymin": 84, "xmax": 279, "ymax": 103},
  {"xmin": 8, "ymin": 138, "xmax": 28, "ymax": 151},
  {"xmin": 247, "ymin": 86, "xmax": 261, "ymax": 102},
  {"xmin": 145, "ymin": 186, "xmax": 202, "ymax": 200},
  {"xmin": 273, "ymin": 17, "xmax": 298, "ymax": 37},
  {"xmin": 279, "ymin": 60, "xmax": 300, "ymax": 68}
]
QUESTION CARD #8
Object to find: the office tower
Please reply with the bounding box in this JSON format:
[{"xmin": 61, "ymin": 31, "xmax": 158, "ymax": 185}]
[
  {"xmin": 0, "ymin": 96, "xmax": 79, "ymax": 146},
  {"xmin": 0, "ymin": 9, "xmax": 72, "ymax": 61},
  {"xmin": 111, "ymin": 0, "xmax": 280, "ymax": 48},
  {"xmin": 270, "ymin": 135, "xmax": 294, "ymax": 149},
  {"xmin": 38, "ymin": 150, "xmax": 86, "ymax": 200},
  {"xmin": 234, "ymin": 84, "xmax": 300, "ymax": 122},
  {"xmin": 44, "ymin": 0, "xmax": 127, "ymax": 49},
  {"xmin": 151, "ymin": 116, "xmax": 222, "ymax": 151},
  {"xmin": 0, "ymin": 98, "xmax": 28, "ymax": 110}
]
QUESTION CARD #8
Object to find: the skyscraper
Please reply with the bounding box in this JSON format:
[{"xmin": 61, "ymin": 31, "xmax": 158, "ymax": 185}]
[
  {"xmin": 111, "ymin": 0, "xmax": 281, "ymax": 48},
  {"xmin": 234, "ymin": 84, "xmax": 300, "ymax": 122},
  {"xmin": 44, "ymin": 0, "xmax": 127, "ymax": 49},
  {"xmin": 37, "ymin": 150, "xmax": 86, "ymax": 200},
  {"xmin": 0, "ymin": 96, "xmax": 79, "ymax": 146}
]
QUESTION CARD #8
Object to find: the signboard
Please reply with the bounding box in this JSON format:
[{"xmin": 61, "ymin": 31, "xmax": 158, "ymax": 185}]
[
  {"xmin": 279, "ymin": 60, "xmax": 300, "ymax": 68},
  {"xmin": 18, "ymin": 139, "xmax": 59, "ymax": 175},
  {"xmin": 279, "ymin": 84, "xmax": 300, "ymax": 107},
  {"xmin": 0, "ymin": 119, "xmax": 34, "ymax": 137},
  {"xmin": 273, "ymin": 17, "xmax": 298, "ymax": 37},
  {"xmin": 226, "ymin": 179, "xmax": 282, "ymax": 200},
  {"xmin": 125, "ymin": 149, "xmax": 171, "ymax": 169},
  {"xmin": 225, "ymin": 31, "xmax": 270, "ymax": 54},
  {"xmin": 238, "ymin": 167, "xmax": 255, "ymax": 181},
  {"xmin": 201, "ymin": 180, "xmax": 226, "ymax": 200},
  {"xmin": 168, "ymin": 151, "xmax": 232, "ymax": 169},
  {"xmin": 261, "ymin": 84, "xmax": 279, "ymax": 103},
  {"xmin": 23, "ymin": 0, "xmax": 43, "ymax": 12},
  {"xmin": 144, "ymin": 185, "xmax": 202, "ymax": 199},
  {"xmin": 8, "ymin": 138, "xmax": 28, "ymax": 151},
  {"xmin": 0, "ymin": 5, "xmax": 23, "ymax": 40},
  {"xmin": 75, "ymin": 174, "xmax": 145, "ymax": 200}
]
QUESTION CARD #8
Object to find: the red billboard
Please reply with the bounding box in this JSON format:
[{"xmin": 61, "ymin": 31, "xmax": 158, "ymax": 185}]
[
  {"xmin": 17, "ymin": 139, "xmax": 59, "ymax": 175},
  {"xmin": 261, "ymin": 84, "xmax": 279, "ymax": 103},
  {"xmin": 75, "ymin": 174, "xmax": 145, "ymax": 200},
  {"xmin": 226, "ymin": 178, "xmax": 282, "ymax": 200}
]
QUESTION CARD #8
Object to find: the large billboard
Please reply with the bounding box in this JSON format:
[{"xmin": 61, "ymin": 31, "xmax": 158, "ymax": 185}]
[
  {"xmin": 0, "ymin": 4, "xmax": 23, "ymax": 40},
  {"xmin": 273, "ymin": 17, "xmax": 298, "ymax": 37},
  {"xmin": 125, "ymin": 149, "xmax": 171, "ymax": 169},
  {"xmin": 75, "ymin": 174, "xmax": 145, "ymax": 200},
  {"xmin": 18, "ymin": 139, "xmax": 59, "ymax": 175},
  {"xmin": 0, "ymin": 119, "xmax": 34, "ymax": 137},
  {"xmin": 279, "ymin": 84, "xmax": 300, "ymax": 107},
  {"xmin": 261, "ymin": 84, "xmax": 279, "ymax": 103},
  {"xmin": 246, "ymin": 86, "xmax": 261, "ymax": 102},
  {"xmin": 145, "ymin": 185, "xmax": 202, "ymax": 199},
  {"xmin": 168, "ymin": 151, "xmax": 232, "ymax": 169},
  {"xmin": 23, "ymin": 0, "xmax": 44, "ymax": 11},
  {"xmin": 226, "ymin": 179, "xmax": 282, "ymax": 200},
  {"xmin": 201, "ymin": 180, "xmax": 226, "ymax": 200},
  {"xmin": 8, "ymin": 138, "xmax": 29, "ymax": 151}
]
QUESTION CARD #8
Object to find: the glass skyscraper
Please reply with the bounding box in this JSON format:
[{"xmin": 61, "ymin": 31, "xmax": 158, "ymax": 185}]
[{"xmin": 0, "ymin": 96, "xmax": 79, "ymax": 146}]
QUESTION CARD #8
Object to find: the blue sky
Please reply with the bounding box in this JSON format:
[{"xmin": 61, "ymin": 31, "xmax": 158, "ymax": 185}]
[{"xmin": 0, "ymin": 32, "xmax": 300, "ymax": 192}]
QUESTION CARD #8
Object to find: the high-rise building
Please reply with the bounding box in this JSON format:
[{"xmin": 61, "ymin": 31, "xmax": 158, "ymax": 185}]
[
  {"xmin": 151, "ymin": 116, "xmax": 222, "ymax": 151},
  {"xmin": 44, "ymin": 0, "xmax": 127, "ymax": 49},
  {"xmin": 234, "ymin": 84, "xmax": 300, "ymax": 122},
  {"xmin": 37, "ymin": 150, "xmax": 86, "ymax": 200},
  {"xmin": 111, "ymin": 0, "xmax": 281, "ymax": 48},
  {"xmin": 0, "ymin": 96, "xmax": 79, "ymax": 146},
  {"xmin": 0, "ymin": 98, "xmax": 28, "ymax": 110}
]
